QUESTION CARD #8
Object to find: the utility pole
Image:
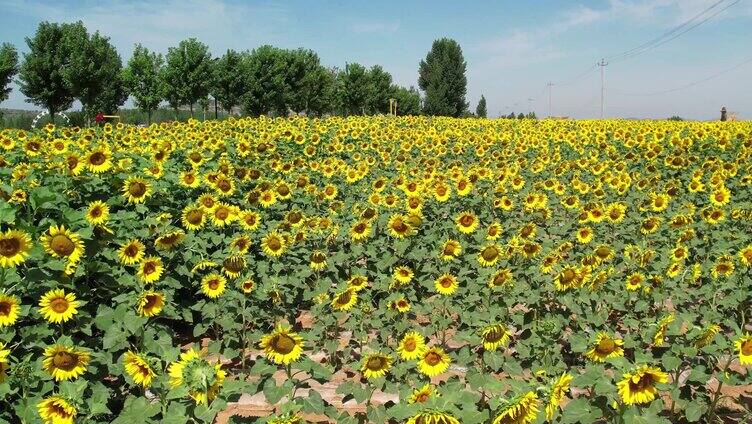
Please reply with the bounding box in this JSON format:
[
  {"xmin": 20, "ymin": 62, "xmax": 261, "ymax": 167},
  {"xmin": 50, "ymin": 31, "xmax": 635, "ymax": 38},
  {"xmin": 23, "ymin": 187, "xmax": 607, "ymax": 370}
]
[
  {"xmin": 598, "ymin": 58, "xmax": 608, "ymax": 119},
  {"xmin": 527, "ymin": 98, "xmax": 534, "ymax": 115},
  {"xmin": 547, "ymin": 82, "xmax": 553, "ymax": 118}
]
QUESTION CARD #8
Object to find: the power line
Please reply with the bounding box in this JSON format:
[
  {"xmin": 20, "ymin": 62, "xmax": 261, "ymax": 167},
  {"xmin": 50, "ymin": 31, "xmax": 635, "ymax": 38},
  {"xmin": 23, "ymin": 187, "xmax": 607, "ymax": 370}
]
[
  {"xmin": 613, "ymin": 55, "xmax": 752, "ymax": 96},
  {"xmin": 606, "ymin": 0, "xmax": 727, "ymax": 61},
  {"xmin": 609, "ymin": 0, "xmax": 741, "ymax": 64}
]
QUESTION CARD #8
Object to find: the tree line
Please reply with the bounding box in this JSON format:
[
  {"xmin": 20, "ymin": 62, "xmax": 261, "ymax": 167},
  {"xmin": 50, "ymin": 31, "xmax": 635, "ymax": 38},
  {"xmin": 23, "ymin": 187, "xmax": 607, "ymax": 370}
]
[{"xmin": 0, "ymin": 22, "xmax": 489, "ymax": 124}]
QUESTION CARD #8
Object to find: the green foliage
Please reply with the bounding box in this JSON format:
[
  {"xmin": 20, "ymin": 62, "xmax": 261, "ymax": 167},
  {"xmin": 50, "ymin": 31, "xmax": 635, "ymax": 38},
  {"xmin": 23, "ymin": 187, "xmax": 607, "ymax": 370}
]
[
  {"xmin": 391, "ymin": 85, "xmax": 422, "ymax": 116},
  {"xmin": 365, "ymin": 65, "xmax": 394, "ymax": 115},
  {"xmin": 211, "ymin": 49, "xmax": 245, "ymax": 114},
  {"xmin": 64, "ymin": 25, "xmax": 127, "ymax": 119},
  {"xmin": 335, "ymin": 62, "xmax": 370, "ymax": 115},
  {"xmin": 163, "ymin": 38, "xmax": 213, "ymax": 115},
  {"xmin": 241, "ymin": 45, "xmax": 288, "ymax": 116},
  {"xmin": 476, "ymin": 95, "xmax": 487, "ymax": 118},
  {"xmin": 0, "ymin": 43, "xmax": 18, "ymax": 106},
  {"xmin": 17, "ymin": 21, "xmax": 78, "ymax": 122},
  {"xmin": 283, "ymin": 48, "xmax": 334, "ymax": 116},
  {"xmin": 122, "ymin": 44, "xmax": 164, "ymax": 124},
  {"xmin": 418, "ymin": 38, "xmax": 468, "ymax": 117}
]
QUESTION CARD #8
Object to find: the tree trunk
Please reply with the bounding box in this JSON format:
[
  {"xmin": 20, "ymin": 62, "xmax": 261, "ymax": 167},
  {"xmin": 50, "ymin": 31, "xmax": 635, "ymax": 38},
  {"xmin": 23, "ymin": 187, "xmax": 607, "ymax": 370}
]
[
  {"xmin": 147, "ymin": 109, "xmax": 152, "ymax": 125},
  {"xmin": 49, "ymin": 108, "xmax": 55, "ymax": 125},
  {"xmin": 189, "ymin": 103, "xmax": 194, "ymax": 117}
]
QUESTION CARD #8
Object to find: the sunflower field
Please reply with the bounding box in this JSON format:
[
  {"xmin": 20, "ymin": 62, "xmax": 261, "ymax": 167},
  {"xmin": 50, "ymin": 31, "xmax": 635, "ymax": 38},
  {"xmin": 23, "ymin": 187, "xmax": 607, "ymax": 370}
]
[{"xmin": 0, "ymin": 117, "xmax": 751, "ymax": 424}]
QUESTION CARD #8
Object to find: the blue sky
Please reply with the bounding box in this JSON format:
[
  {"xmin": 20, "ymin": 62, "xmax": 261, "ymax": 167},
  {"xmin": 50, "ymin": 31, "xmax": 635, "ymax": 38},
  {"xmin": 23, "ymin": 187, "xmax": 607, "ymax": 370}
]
[{"xmin": 1, "ymin": 0, "xmax": 751, "ymax": 120}]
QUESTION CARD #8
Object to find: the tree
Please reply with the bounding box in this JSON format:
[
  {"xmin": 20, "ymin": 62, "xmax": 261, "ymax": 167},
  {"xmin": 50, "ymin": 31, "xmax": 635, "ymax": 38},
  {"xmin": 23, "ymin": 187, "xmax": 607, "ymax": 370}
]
[
  {"xmin": 283, "ymin": 49, "xmax": 333, "ymax": 116},
  {"xmin": 476, "ymin": 95, "xmax": 487, "ymax": 118},
  {"xmin": 123, "ymin": 44, "xmax": 164, "ymax": 125},
  {"xmin": 211, "ymin": 49, "xmax": 245, "ymax": 115},
  {"xmin": 163, "ymin": 38, "xmax": 212, "ymax": 116},
  {"xmin": 391, "ymin": 85, "xmax": 421, "ymax": 116},
  {"xmin": 418, "ymin": 38, "xmax": 468, "ymax": 117},
  {"xmin": 241, "ymin": 45, "xmax": 288, "ymax": 116},
  {"xmin": 0, "ymin": 43, "xmax": 18, "ymax": 107},
  {"xmin": 365, "ymin": 65, "xmax": 394, "ymax": 115},
  {"xmin": 18, "ymin": 22, "xmax": 77, "ymax": 123},
  {"xmin": 65, "ymin": 24, "xmax": 127, "ymax": 120},
  {"xmin": 335, "ymin": 63, "xmax": 370, "ymax": 116}
]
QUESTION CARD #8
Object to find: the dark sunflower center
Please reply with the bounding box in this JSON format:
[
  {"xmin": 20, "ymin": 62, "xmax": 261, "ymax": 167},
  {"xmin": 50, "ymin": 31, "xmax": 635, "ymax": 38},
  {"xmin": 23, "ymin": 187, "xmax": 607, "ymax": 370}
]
[
  {"xmin": 277, "ymin": 186, "xmax": 290, "ymax": 196},
  {"xmin": 481, "ymin": 247, "xmax": 499, "ymax": 261},
  {"xmin": 440, "ymin": 277, "xmax": 453, "ymax": 288},
  {"xmin": 268, "ymin": 237, "xmax": 281, "ymax": 250},
  {"xmin": 392, "ymin": 219, "xmax": 407, "ymax": 232},
  {"xmin": 189, "ymin": 152, "xmax": 202, "ymax": 162},
  {"xmin": 184, "ymin": 174, "xmax": 195, "ymax": 184},
  {"xmin": 561, "ymin": 269, "xmax": 576, "ymax": 284},
  {"xmin": 485, "ymin": 327, "xmax": 505, "ymax": 343},
  {"xmin": 143, "ymin": 262, "xmax": 157, "ymax": 275},
  {"xmin": 0, "ymin": 301, "xmax": 11, "ymax": 315},
  {"xmin": 354, "ymin": 223, "xmax": 366, "ymax": 233},
  {"xmin": 208, "ymin": 279, "xmax": 220, "ymax": 290},
  {"xmin": 201, "ymin": 198, "xmax": 215, "ymax": 208},
  {"xmin": 742, "ymin": 341, "xmax": 752, "ymax": 355},
  {"xmin": 404, "ymin": 338, "xmax": 416, "ymax": 351},
  {"xmin": 50, "ymin": 235, "xmax": 75, "ymax": 256},
  {"xmin": 217, "ymin": 179, "xmax": 231, "ymax": 191},
  {"xmin": 48, "ymin": 403, "xmax": 73, "ymax": 418},
  {"xmin": 415, "ymin": 393, "xmax": 429, "ymax": 403},
  {"xmin": 460, "ymin": 215, "xmax": 474, "ymax": 226},
  {"xmin": 67, "ymin": 156, "xmax": 79, "ymax": 170},
  {"xmin": 493, "ymin": 272, "xmax": 509, "ymax": 286},
  {"xmin": 52, "ymin": 351, "xmax": 79, "ymax": 371},
  {"xmin": 424, "ymin": 352, "xmax": 442, "ymax": 366},
  {"xmin": 596, "ymin": 247, "xmax": 610, "ymax": 258},
  {"xmin": 336, "ymin": 291, "xmax": 352, "ymax": 304},
  {"xmin": 224, "ymin": 257, "xmax": 245, "ymax": 272},
  {"xmin": 90, "ymin": 207, "xmax": 102, "ymax": 218},
  {"xmin": 125, "ymin": 245, "xmax": 139, "ymax": 257},
  {"xmin": 366, "ymin": 356, "xmax": 387, "ymax": 371},
  {"xmin": 128, "ymin": 182, "xmax": 147, "ymax": 197},
  {"xmin": 144, "ymin": 295, "xmax": 159, "ymax": 309},
  {"xmin": 270, "ymin": 334, "xmax": 296, "ymax": 354},
  {"xmin": 629, "ymin": 374, "xmax": 654, "ymax": 391},
  {"xmin": 187, "ymin": 210, "xmax": 203, "ymax": 224},
  {"xmin": 50, "ymin": 298, "xmax": 69, "ymax": 313},
  {"xmin": 715, "ymin": 192, "xmax": 725, "ymax": 202},
  {"xmin": 0, "ymin": 237, "xmax": 21, "ymax": 256},
  {"xmin": 89, "ymin": 152, "xmax": 106, "ymax": 165},
  {"xmin": 595, "ymin": 338, "xmax": 615, "ymax": 354},
  {"xmin": 311, "ymin": 253, "xmax": 325, "ymax": 263},
  {"xmin": 362, "ymin": 208, "xmax": 376, "ymax": 219},
  {"xmin": 215, "ymin": 208, "xmax": 229, "ymax": 220},
  {"xmin": 244, "ymin": 215, "xmax": 257, "ymax": 225},
  {"xmin": 523, "ymin": 244, "xmax": 538, "ymax": 255}
]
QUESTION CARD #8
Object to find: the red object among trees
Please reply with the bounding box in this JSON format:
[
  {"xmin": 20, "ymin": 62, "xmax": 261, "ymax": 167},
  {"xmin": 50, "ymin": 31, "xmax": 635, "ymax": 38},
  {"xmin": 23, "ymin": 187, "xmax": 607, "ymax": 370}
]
[{"xmin": 95, "ymin": 112, "xmax": 105, "ymax": 123}]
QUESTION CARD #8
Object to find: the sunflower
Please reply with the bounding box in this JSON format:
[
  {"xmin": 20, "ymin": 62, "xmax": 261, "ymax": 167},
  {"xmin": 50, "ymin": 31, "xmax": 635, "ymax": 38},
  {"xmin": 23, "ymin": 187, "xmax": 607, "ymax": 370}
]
[
  {"xmin": 397, "ymin": 331, "xmax": 426, "ymax": 361},
  {"xmin": 387, "ymin": 214, "xmax": 413, "ymax": 238},
  {"xmin": 267, "ymin": 414, "xmax": 304, "ymax": 424},
  {"xmin": 478, "ymin": 244, "xmax": 501, "ymax": 267},
  {"xmin": 181, "ymin": 205, "xmax": 206, "ymax": 231},
  {"xmin": 739, "ymin": 245, "xmax": 752, "ymax": 267},
  {"xmin": 211, "ymin": 203, "xmax": 236, "ymax": 227},
  {"xmin": 406, "ymin": 410, "xmax": 459, "ymax": 424},
  {"xmin": 712, "ymin": 256, "xmax": 734, "ymax": 279},
  {"xmin": 43, "ymin": 344, "xmax": 90, "ymax": 381},
  {"xmin": 481, "ymin": 323, "xmax": 511, "ymax": 350},
  {"xmin": 418, "ymin": 346, "xmax": 451, "ymax": 377},
  {"xmin": 488, "ymin": 268, "xmax": 514, "ymax": 290},
  {"xmin": 347, "ymin": 275, "xmax": 369, "ymax": 292},
  {"xmin": 0, "ymin": 229, "xmax": 32, "ymax": 268},
  {"xmin": 331, "ymin": 288, "xmax": 357, "ymax": 311},
  {"xmin": 124, "ymin": 351, "xmax": 156, "ymax": 387},
  {"xmin": 555, "ymin": 267, "xmax": 580, "ymax": 292},
  {"xmin": 0, "ymin": 292, "xmax": 21, "ymax": 327},
  {"xmin": 230, "ymin": 234, "xmax": 252, "ymax": 254},
  {"xmin": 37, "ymin": 396, "xmax": 77, "ymax": 424},
  {"xmin": 434, "ymin": 273, "xmax": 458, "ymax": 295},
  {"xmin": 118, "ymin": 239, "xmax": 145, "ymax": 265},
  {"xmin": 439, "ymin": 239, "xmax": 462, "ymax": 261},
  {"xmin": 694, "ymin": 324, "xmax": 721, "ymax": 348},
  {"xmin": 394, "ymin": 266, "xmax": 414, "ymax": 284},
  {"xmin": 201, "ymin": 273, "xmax": 227, "ymax": 299},
  {"xmin": 617, "ymin": 365, "xmax": 668, "ymax": 405},
  {"xmin": 576, "ymin": 226, "xmax": 594, "ymax": 244},
  {"xmin": 409, "ymin": 383, "xmax": 436, "ymax": 404},
  {"xmin": 360, "ymin": 353, "xmax": 392, "ymax": 379},
  {"xmin": 486, "ymin": 222, "xmax": 502, "ymax": 240},
  {"xmin": 653, "ymin": 314, "xmax": 674, "ymax": 346},
  {"xmin": 546, "ymin": 373, "xmax": 573, "ymax": 421},
  {"xmin": 625, "ymin": 272, "xmax": 644, "ymax": 291},
  {"xmin": 179, "ymin": 170, "xmax": 201, "ymax": 188},
  {"xmin": 168, "ymin": 348, "xmax": 225, "ymax": 405},
  {"xmin": 155, "ymin": 230, "xmax": 186, "ymax": 251},
  {"xmin": 86, "ymin": 147, "xmax": 112, "ymax": 173},
  {"xmin": 709, "ymin": 185, "xmax": 730, "ymax": 206},
  {"xmin": 492, "ymin": 391, "xmax": 540, "ymax": 424},
  {"xmin": 0, "ymin": 342, "xmax": 9, "ymax": 383},
  {"xmin": 240, "ymin": 278, "xmax": 255, "ymax": 293},
  {"xmin": 137, "ymin": 291, "xmax": 165, "ymax": 317},
  {"xmin": 238, "ymin": 210, "xmax": 261, "ymax": 231},
  {"xmin": 137, "ymin": 256, "xmax": 164, "ymax": 284},
  {"xmin": 349, "ymin": 220, "xmax": 372, "ymax": 242},
  {"xmin": 391, "ymin": 297, "xmax": 411, "ymax": 313},
  {"xmin": 40, "ymin": 225, "xmax": 85, "ymax": 264},
  {"xmin": 122, "ymin": 177, "xmax": 151, "ymax": 204},
  {"xmin": 455, "ymin": 211, "xmax": 478, "ymax": 234},
  {"xmin": 261, "ymin": 231, "xmax": 287, "ymax": 257},
  {"xmin": 309, "ymin": 250, "xmax": 328, "ymax": 270},
  {"xmin": 585, "ymin": 332, "xmax": 624, "ymax": 362},
  {"xmin": 85, "ymin": 200, "xmax": 109, "ymax": 226},
  {"xmin": 259, "ymin": 324, "xmax": 305, "ymax": 365},
  {"xmin": 39, "ymin": 289, "xmax": 80, "ymax": 324}
]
